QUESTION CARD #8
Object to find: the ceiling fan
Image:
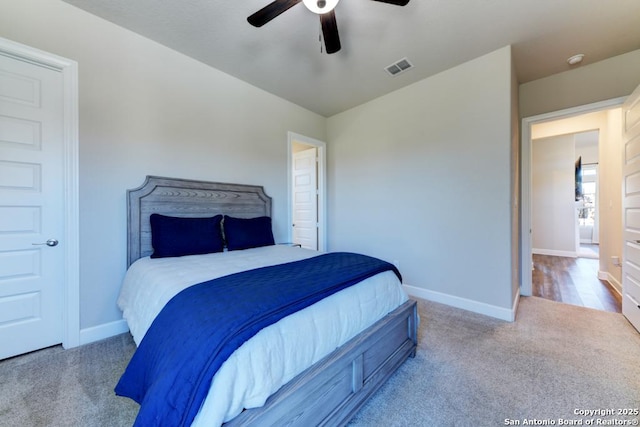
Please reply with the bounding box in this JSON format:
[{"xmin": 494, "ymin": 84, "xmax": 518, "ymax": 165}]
[{"xmin": 247, "ymin": 0, "xmax": 410, "ymax": 54}]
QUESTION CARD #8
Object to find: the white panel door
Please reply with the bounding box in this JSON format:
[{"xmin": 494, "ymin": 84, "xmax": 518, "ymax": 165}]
[
  {"xmin": 622, "ymin": 83, "xmax": 640, "ymax": 332},
  {"xmin": 292, "ymin": 147, "xmax": 318, "ymax": 250},
  {"xmin": 0, "ymin": 53, "xmax": 64, "ymax": 359}
]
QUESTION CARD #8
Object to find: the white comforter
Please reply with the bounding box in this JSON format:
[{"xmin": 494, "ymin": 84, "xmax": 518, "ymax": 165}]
[{"xmin": 118, "ymin": 245, "xmax": 408, "ymax": 426}]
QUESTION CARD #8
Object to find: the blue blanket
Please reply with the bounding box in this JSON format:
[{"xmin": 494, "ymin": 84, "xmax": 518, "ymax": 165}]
[{"xmin": 115, "ymin": 252, "xmax": 401, "ymax": 426}]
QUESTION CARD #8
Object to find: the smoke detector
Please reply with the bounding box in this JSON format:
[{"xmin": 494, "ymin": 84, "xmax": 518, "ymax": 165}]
[{"xmin": 567, "ymin": 54, "xmax": 584, "ymax": 65}]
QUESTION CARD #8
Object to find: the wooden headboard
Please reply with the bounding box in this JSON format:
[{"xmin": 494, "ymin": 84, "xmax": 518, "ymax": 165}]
[{"xmin": 127, "ymin": 175, "xmax": 272, "ymax": 267}]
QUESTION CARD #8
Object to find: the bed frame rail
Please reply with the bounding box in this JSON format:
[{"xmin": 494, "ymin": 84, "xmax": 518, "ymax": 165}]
[{"xmin": 225, "ymin": 299, "xmax": 418, "ymax": 426}]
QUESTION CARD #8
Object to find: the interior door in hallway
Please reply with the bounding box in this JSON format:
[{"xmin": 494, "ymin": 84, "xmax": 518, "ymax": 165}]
[
  {"xmin": 0, "ymin": 52, "xmax": 65, "ymax": 359},
  {"xmin": 622, "ymin": 82, "xmax": 640, "ymax": 333},
  {"xmin": 292, "ymin": 147, "xmax": 318, "ymax": 250}
]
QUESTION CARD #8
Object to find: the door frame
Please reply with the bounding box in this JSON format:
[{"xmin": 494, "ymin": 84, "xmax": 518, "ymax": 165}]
[
  {"xmin": 287, "ymin": 132, "xmax": 327, "ymax": 251},
  {"xmin": 520, "ymin": 97, "xmax": 625, "ymax": 296},
  {"xmin": 0, "ymin": 37, "xmax": 80, "ymax": 348}
]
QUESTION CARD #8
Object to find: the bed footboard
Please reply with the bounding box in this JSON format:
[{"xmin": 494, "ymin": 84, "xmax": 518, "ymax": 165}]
[{"xmin": 225, "ymin": 299, "xmax": 418, "ymax": 426}]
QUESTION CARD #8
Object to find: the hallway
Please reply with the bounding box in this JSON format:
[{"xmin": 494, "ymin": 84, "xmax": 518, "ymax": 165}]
[{"xmin": 532, "ymin": 254, "xmax": 621, "ymax": 313}]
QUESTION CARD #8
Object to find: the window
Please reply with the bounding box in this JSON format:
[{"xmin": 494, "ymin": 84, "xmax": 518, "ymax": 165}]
[{"xmin": 578, "ymin": 165, "xmax": 597, "ymax": 226}]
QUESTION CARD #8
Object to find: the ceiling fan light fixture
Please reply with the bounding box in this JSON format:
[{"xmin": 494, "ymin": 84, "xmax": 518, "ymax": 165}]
[{"xmin": 303, "ymin": 0, "xmax": 340, "ymax": 14}]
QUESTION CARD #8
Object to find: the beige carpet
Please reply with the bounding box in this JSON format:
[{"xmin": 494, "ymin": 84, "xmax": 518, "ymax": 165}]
[
  {"xmin": 349, "ymin": 297, "xmax": 640, "ymax": 426},
  {"xmin": 1, "ymin": 296, "xmax": 638, "ymax": 426}
]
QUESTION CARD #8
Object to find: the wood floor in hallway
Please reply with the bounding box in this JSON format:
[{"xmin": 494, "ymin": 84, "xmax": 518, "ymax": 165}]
[{"xmin": 532, "ymin": 254, "xmax": 621, "ymax": 313}]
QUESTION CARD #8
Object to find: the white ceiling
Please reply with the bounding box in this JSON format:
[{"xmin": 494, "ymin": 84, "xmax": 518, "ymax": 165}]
[{"xmin": 61, "ymin": 0, "xmax": 640, "ymax": 117}]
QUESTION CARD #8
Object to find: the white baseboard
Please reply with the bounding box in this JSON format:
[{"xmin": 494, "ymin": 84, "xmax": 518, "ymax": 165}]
[
  {"xmin": 79, "ymin": 319, "xmax": 129, "ymax": 346},
  {"xmin": 532, "ymin": 248, "xmax": 577, "ymax": 258},
  {"xmin": 403, "ymin": 284, "xmax": 518, "ymax": 322},
  {"xmin": 598, "ymin": 270, "xmax": 622, "ymax": 295}
]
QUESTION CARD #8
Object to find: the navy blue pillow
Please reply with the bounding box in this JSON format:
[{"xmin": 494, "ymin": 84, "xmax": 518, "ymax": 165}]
[
  {"xmin": 223, "ymin": 216, "xmax": 275, "ymax": 251},
  {"xmin": 150, "ymin": 214, "xmax": 224, "ymax": 258}
]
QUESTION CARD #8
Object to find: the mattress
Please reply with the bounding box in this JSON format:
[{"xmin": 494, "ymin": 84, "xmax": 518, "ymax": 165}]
[{"xmin": 118, "ymin": 245, "xmax": 408, "ymax": 426}]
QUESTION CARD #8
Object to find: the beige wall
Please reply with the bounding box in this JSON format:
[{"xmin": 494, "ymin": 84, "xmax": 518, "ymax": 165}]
[
  {"xmin": 531, "ymin": 134, "xmax": 577, "ymax": 255},
  {"xmin": 510, "ymin": 54, "xmax": 521, "ymax": 304},
  {"xmin": 327, "ymin": 46, "xmax": 517, "ymax": 318},
  {"xmin": 520, "ymin": 49, "xmax": 640, "ymax": 118},
  {"xmin": 0, "ymin": 0, "xmax": 326, "ymax": 336},
  {"xmin": 602, "ymin": 109, "xmax": 623, "ymax": 290}
]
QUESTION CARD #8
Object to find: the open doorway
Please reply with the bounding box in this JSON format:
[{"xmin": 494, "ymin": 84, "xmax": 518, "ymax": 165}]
[
  {"xmin": 530, "ymin": 130, "xmax": 599, "ymax": 259},
  {"xmin": 521, "ymin": 98, "xmax": 625, "ymax": 312},
  {"xmin": 287, "ymin": 132, "xmax": 327, "ymax": 251},
  {"xmin": 530, "ymin": 128, "xmax": 619, "ymax": 311}
]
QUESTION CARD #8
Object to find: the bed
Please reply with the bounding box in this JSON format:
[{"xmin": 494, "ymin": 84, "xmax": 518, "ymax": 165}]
[{"xmin": 117, "ymin": 175, "xmax": 418, "ymax": 426}]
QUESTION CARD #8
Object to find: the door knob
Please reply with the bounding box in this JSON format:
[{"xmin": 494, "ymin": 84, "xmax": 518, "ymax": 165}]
[{"xmin": 32, "ymin": 238, "xmax": 59, "ymax": 247}]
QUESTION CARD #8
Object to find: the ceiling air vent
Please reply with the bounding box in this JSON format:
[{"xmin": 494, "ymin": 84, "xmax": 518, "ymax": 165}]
[{"xmin": 384, "ymin": 57, "xmax": 413, "ymax": 76}]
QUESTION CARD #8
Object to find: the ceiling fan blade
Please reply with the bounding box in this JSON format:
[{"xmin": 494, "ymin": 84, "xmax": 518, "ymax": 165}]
[
  {"xmin": 247, "ymin": 0, "xmax": 302, "ymax": 27},
  {"xmin": 371, "ymin": 0, "xmax": 410, "ymax": 5},
  {"xmin": 320, "ymin": 10, "xmax": 341, "ymax": 54}
]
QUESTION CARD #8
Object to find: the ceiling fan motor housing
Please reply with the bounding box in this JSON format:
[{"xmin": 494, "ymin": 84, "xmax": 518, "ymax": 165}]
[{"xmin": 247, "ymin": 0, "xmax": 410, "ymax": 54}]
